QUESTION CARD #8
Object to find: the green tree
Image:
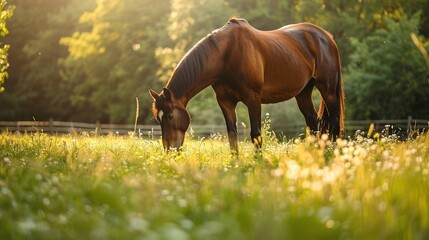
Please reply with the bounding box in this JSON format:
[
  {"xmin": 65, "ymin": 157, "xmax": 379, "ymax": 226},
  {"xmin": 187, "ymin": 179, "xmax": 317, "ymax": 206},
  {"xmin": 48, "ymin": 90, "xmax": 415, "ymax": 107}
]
[
  {"xmin": 156, "ymin": 0, "xmax": 233, "ymax": 82},
  {"xmin": 227, "ymin": 0, "xmax": 298, "ymax": 29},
  {"xmin": 0, "ymin": 0, "xmax": 88, "ymax": 120},
  {"xmin": 60, "ymin": 0, "xmax": 171, "ymax": 123},
  {"xmin": 345, "ymin": 14, "xmax": 429, "ymax": 119},
  {"xmin": 0, "ymin": 0, "xmax": 13, "ymax": 92}
]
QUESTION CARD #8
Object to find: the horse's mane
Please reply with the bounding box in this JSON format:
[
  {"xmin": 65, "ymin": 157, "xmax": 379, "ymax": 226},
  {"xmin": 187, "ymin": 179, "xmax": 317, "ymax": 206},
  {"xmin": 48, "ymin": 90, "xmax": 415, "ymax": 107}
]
[
  {"xmin": 166, "ymin": 18, "xmax": 247, "ymax": 98},
  {"xmin": 166, "ymin": 34, "xmax": 218, "ymax": 98},
  {"xmin": 153, "ymin": 32, "xmax": 220, "ymax": 118}
]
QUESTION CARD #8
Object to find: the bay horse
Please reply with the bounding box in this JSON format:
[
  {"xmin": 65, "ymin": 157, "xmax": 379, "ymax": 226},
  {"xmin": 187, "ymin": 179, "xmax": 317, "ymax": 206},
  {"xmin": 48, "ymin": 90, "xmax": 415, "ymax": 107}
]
[{"xmin": 149, "ymin": 18, "xmax": 344, "ymax": 152}]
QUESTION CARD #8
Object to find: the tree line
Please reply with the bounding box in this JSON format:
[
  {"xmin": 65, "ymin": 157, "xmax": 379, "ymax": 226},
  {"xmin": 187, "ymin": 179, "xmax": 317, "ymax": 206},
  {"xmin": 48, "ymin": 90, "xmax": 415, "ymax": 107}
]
[{"xmin": 1, "ymin": 0, "xmax": 428, "ymax": 126}]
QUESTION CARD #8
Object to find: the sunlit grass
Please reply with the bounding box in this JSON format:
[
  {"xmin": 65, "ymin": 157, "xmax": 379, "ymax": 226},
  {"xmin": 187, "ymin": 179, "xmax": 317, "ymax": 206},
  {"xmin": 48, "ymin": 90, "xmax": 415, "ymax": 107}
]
[{"xmin": 0, "ymin": 130, "xmax": 428, "ymax": 239}]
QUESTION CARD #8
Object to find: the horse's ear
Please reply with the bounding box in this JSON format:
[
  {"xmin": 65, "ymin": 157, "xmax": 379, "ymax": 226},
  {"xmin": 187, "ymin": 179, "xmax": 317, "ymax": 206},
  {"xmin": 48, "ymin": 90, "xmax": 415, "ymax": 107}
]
[
  {"xmin": 149, "ymin": 89, "xmax": 159, "ymax": 100},
  {"xmin": 163, "ymin": 88, "xmax": 172, "ymax": 100}
]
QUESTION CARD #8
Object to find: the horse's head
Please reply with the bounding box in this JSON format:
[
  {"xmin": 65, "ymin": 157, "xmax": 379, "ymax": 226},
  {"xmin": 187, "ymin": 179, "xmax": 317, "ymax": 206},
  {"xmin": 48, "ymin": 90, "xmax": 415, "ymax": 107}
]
[{"xmin": 149, "ymin": 88, "xmax": 190, "ymax": 151}]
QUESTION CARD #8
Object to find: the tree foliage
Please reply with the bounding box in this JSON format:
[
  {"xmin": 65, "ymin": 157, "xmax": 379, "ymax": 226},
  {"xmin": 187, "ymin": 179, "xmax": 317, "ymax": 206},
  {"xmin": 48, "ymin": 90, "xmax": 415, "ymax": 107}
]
[
  {"xmin": 345, "ymin": 14, "xmax": 429, "ymax": 119},
  {"xmin": 1, "ymin": 0, "xmax": 428, "ymax": 124},
  {"xmin": 0, "ymin": 0, "xmax": 85, "ymax": 120},
  {"xmin": 0, "ymin": 0, "xmax": 13, "ymax": 93},
  {"xmin": 60, "ymin": 0, "xmax": 171, "ymax": 123}
]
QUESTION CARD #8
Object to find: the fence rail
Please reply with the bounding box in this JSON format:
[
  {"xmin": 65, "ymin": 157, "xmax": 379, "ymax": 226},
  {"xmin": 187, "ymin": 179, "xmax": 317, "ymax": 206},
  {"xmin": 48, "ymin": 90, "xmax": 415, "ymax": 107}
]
[
  {"xmin": 0, "ymin": 120, "xmax": 162, "ymax": 136},
  {"xmin": 0, "ymin": 118, "xmax": 428, "ymax": 138},
  {"xmin": 276, "ymin": 118, "xmax": 428, "ymax": 137}
]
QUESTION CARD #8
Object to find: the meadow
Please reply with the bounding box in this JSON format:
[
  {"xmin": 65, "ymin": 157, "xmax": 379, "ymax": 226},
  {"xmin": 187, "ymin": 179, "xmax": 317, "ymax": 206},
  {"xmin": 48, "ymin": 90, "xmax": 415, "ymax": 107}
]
[{"xmin": 0, "ymin": 126, "xmax": 428, "ymax": 240}]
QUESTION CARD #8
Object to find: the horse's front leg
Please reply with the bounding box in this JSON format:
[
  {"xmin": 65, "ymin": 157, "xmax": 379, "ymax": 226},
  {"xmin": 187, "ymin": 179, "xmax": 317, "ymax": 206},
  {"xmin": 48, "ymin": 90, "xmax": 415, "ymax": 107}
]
[
  {"xmin": 245, "ymin": 96, "xmax": 262, "ymax": 149},
  {"xmin": 215, "ymin": 94, "xmax": 239, "ymax": 154}
]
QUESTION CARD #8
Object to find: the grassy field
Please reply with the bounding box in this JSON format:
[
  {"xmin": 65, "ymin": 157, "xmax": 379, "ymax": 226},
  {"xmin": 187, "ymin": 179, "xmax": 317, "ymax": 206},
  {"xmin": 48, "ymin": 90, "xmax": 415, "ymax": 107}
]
[{"xmin": 0, "ymin": 127, "xmax": 428, "ymax": 240}]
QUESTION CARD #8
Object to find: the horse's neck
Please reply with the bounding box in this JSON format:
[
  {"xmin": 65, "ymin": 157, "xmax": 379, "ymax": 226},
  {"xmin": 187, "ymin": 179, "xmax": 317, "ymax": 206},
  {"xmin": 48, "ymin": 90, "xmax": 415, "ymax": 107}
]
[
  {"xmin": 184, "ymin": 80, "xmax": 213, "ymax": 105},
  {"xmin": 168, "ymin": 74, "xmax": 215, "ymax": 107},
  {"xmin": 166, "ymin": 35, "xmax": 223, "ymax": 106},
  {"xmin": 167, "ymin": 60, "xmax": 220, "ymax": 106}
]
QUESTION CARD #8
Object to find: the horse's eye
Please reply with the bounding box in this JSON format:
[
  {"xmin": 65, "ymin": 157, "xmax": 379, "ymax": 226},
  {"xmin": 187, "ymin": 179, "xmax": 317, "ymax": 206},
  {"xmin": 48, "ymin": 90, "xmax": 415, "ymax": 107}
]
[{"xmin": 166, "ymin": 113, "xmax": 173, "ymax": 120}]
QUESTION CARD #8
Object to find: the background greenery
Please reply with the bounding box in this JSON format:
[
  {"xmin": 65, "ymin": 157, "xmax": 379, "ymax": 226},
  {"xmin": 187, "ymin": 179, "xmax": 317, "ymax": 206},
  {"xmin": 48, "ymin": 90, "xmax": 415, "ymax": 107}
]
[
  {"xmin": 0, "ymin": 0, "xmax": 13, "ymax": 93},
  {"xmin": 0, "ymin": 0, "xmax": 428, "ymax": 125}
]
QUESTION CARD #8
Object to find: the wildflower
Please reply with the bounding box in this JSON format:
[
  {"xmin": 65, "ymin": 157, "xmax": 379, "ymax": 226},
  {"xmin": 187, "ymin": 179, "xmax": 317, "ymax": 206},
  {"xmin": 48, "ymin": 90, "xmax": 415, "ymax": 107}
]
[
  {"xmin": 271, "ymin": 168, "xmax": 284, "ymax": 177},
  {"xmin": 286, "ymin": 160, "xmax": 300, "ymax": 180}
]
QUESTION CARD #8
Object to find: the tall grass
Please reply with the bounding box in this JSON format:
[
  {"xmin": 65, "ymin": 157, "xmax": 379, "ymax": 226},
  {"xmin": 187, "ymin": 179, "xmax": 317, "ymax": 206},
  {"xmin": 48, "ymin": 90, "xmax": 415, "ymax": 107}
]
[{"xmin": 0, "ymin": 129, "xmax": 428, "ymax": 239}]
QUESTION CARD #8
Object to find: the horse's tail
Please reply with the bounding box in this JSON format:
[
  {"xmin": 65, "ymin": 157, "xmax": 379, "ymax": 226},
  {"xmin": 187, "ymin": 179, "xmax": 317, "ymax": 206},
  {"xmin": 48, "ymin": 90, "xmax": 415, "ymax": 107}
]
[
  {"xmin": 317, "ymin": 69, "xmax": 345, "ymax": 138},
  {"xmin": 337, "ymin": 70, "xmax": 345, "ymax": 137}
]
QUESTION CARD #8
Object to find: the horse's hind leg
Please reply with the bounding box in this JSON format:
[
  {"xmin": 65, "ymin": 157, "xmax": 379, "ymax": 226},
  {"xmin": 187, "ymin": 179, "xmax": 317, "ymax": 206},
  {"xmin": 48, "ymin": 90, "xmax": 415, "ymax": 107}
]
[
  {"xmin": 295, "ymin": 79, "xmax": 318, "ymax": 133},
  {"xmin": 315, "ymin": 78, "xmax": 341, "ymax": 139}
]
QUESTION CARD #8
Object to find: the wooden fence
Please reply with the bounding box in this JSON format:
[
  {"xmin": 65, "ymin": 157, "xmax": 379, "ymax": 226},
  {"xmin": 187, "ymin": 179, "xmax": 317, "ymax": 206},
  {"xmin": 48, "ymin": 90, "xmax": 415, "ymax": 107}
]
[
  {"xmin": 0, "ymin": 120, "xmax": 247, "ymax": 138},
  {"xmin": 276, "ymin": 117, "xmax": 428, "ymax": 137},
  {"xmin": 0, "ymin": 117, "xmax": 427, "ymax": 138}
]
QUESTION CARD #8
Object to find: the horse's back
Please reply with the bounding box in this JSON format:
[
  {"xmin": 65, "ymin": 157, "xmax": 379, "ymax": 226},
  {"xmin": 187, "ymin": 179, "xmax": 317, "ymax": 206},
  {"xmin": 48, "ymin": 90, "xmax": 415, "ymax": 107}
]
[
  {"xmin": 279, "ymin": 22, "xmax": 333, "ymax": 39},
  {"xmin": 276, "ymin": 23, "xmax": 341, "ymax": 77},
  {"xmin": 276, "ymin": 23, "xmax": 336, "ymax": 56},
  {"xmin": 217, "ymin": 20, "xmax": 340, "ymax": 102}
]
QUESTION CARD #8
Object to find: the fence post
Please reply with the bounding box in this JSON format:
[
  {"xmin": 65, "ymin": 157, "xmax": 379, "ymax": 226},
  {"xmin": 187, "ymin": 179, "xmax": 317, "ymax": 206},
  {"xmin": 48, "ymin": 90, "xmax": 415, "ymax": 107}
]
[
  {"xmin": 49, "ymin": 118, "xmax": 54, "ymax": 134},
  {"xmin": 407, "ymin": 115, "xmax": 412, "ymax": 134},
  {"xmin": 96, "ymin": 121, "xmax": 101, "ymax": 135}
]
